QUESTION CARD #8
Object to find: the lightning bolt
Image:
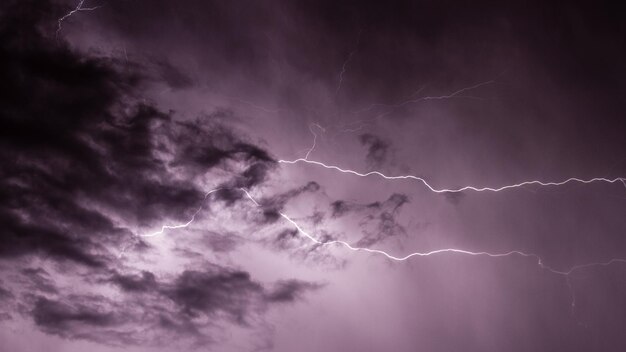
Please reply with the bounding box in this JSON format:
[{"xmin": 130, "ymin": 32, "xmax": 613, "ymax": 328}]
[
  {"xmin": 322, "ymin": 80, "xmax": 495, "ymax": 140},
  {"xmin": 273, "ymin": 126, "xmax": 626, "ymax": 313},
  {"xmin": 124, "ymin": 183, "xmax": 625, "ymax": 312},
  {"xmin": 239, "ymin": 188, "xmax": 626, "ymax": 311},
  {"xmin": 227, "ymin": 96, "xmax": 284, "ymax": 114},
  {"xmin": 117, "ymin": 188, "xmax": 223, "ymax": 258},
  {"xmin": 279, "ymin": 158, "xmax": 626, "ymax": 193},
  {"xmin": 335, "ymin": 30, "xmax": 362, "ymax": 95},
  {"xmin": 139, "ymin": 188, "xmax": 224, "ymax": 238},
  {"xmin": 115, "ymin": 121, "xmax": 624, "ymax": 309},
  {"xmin": 366, "ymin": 80, "xmax": 494, "ymax": 113},
  {"xmin": 351, "ymin": 85, "xmax": 428, "ymax": 115},
  {"xmin": 56, "ymin": 0, "xmax": 103, "ymax": 39},
  {"xmin": 303, "ymin": 123, "xmax": 326, "ymax": 160},
  {"xmin": 342, "ymin": 80, "xmax": 495, "ymax": 129},
  {"xmin": 240, "ymin": 188, "xmax": 625, "ymax": 271}
]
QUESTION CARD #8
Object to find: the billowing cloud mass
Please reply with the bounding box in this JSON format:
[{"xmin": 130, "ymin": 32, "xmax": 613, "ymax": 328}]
[
  {"xmin": 0, "ymin": 1, "xmax": 320, "ymax": 348},
  {"xmin": 2, "ymin": 0, "xmax": 626, "ymax": 351}
]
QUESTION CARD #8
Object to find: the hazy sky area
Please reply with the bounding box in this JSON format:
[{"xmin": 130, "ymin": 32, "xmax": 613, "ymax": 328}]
[{"xmin": 1, "ymin": 1, "xmax": 626, "ymax": 351}]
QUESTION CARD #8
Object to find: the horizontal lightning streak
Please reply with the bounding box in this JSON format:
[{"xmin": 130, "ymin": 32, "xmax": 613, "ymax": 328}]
[
  {"xmin": 139, "ymin": 188, "xmax": 224, "ymax": 238},
  {"xmin": 126, "ymin": 185, "xmax": 626, "ymax": 310},
  {"xmin": 278, "ymin": 158, "xmax": 626, "ymax": 193},
  {"xmin": 353, "ymin": 80, "xmax": 494, "ymax": 116},
  {"xmin": 130, "ymin": 186, "xmax": 626, "ymax": 278},
  {"xmin": 239, "ymin": 189, "xmax": 626, "ymax": 278},
  {"xmin": 387, "ymin": 80, "xmax": 494, "ymax": 107}
]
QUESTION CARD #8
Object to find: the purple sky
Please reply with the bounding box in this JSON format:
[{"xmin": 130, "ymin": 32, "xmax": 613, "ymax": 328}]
[{"xmin": 1, "ymin": 1, "xmax": 626, "ymax": 351}]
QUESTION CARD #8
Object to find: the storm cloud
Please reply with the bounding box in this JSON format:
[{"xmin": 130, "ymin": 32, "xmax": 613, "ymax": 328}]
[
  {"xmin": 0, "ymin": 1, "xmax": 319, "ymax": 347},
  {"xmin": 2, "ymin": 0, "xmax": 626, "ymax": 351}
]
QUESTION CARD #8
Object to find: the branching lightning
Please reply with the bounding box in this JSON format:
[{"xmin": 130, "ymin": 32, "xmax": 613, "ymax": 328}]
[
  {"xmin": 117, "ymin": 188, "xmax": 223, "ymax": 258},
  {"xmin": 354, "ymin": 81, "xmax": 491, "ymax": 115},
  {"xmin": 125, "ymin": 182, "xmax": 626, "ymax": 310},
  {"xmin": 240, "ymin": 188, "xmax": 626, "ymax": 273},
  {"xmin": 278, "ymin": 158, "xmax": 626, "ymax": 193},
  {"xmin": 121, "ymin": 116, "xmax": 625, "ymax": 313},
  {"xmin": 239, "ymin": 188, "xmax": 626, "ymax": 310},
  {"xmin": 303, "ymin": 123, "xmax": 326, "ymax": 160},
  {"xmin": 139, "ymin": 188, "xmax": 224, "ymax": 238},
  {"xmin": 336, "ymin": 80, "xmax": 495, "ymax": 131},
  {"xmin": 56, "ymin": 0, "xmax": 102, "ymax": 39}
]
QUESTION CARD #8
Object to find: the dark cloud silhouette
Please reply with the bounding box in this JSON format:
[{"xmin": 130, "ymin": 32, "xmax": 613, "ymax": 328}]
[
  {"xmin": 0, "ymin": 0, "xmax": 275, "ymax": 268},
  {"xmin": 202, "ymin": 232, "xmax": 243, "ymax": 253},
  {"xmin": 355, "ymin": 194, "xmax": 409, "ymax": 247},
  {"xmin": 156, "ymin": 59, "xmax": 194, "ymax": 89},
  {"xmin": 332, "ymin": 193, "xmax": 408, "ymax": 217},
  {"xmin": 8, "ymin": 0, "xmax": 626, "ymax": 351},
  {"xmin": 109, "ymin": 271, "xmax": 158, "ymax": 293},
  {"xmin": 253, "ymin": 181, "xmax": 321, "ymax": 224},
  {"xmin": 26, "ymin": 265, "xmax": 321, "ymax": 346},
  {"xmin": 330, "ymin": 193, "xmax": 410, "ymax": 246},
  {"xmin": 20, "ymin": 268, "xmax": 58, "ymax": 294},
  {"xmin": 0, "ymin": 1, "xmax": 318, "ymax": 347},
  {"xmin": 33, "ymin": 297, "xmax": 118, "ymax": 330},
  {"xmin": 0, "ymin": 285, "xmax": 13, "ymax": 301},
  {"xmin": 444, "ymin": 190, "xmax": 466, "ymax": 205},
  {"xmin": 164, "ymin": 269, "xmax": 264, "ymax": 323},
  {"xmin": 359, "ymin": 133, "xmax": 390, "ymax": 168},
  {"xmin": 265, "ymin": 280, "xmax": 323, "ymax": 303},
  {"xmin": 28, "ymin": 0, "xmax": 626, "ymax": 351}
]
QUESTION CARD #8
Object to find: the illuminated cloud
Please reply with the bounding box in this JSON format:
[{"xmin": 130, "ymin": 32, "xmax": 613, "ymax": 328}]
[{"xmin": 2, "ymin": 0, "xmax": 626, "ymax": 351}]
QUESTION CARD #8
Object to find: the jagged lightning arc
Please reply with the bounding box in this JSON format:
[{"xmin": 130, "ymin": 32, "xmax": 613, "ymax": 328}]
[
  {"xmin": 56, "ymin": 0, "xmax": 103, "ymax": 39},
  {"xmin": 303, "ymin": 123, "xmax": 326, "ymax": 160},
  {"xmin": 140, "ymin": 188, "xmax": 224, "ymax": 238},
  {"xmin": 354, "ymin": 80, "xmax": 494, "ymax": 115},
  {"xmin": 335, "ymin": 30, "xmax": 362, "ymax": 95},
  {"xmin": 120, "ymin": 120, "xmax": 626, "ymax": 286},
  {"xmin": 239, "ymin": 188, "xmax": 626, "ymax": 273},
  {"xmin": 123, "ymin": 184, "xmax": 626, "ymax": 310},
  {"xmin": 117, "ymin": 188, "xmax": 223, "ymax": 258},
  {"xmin": 281, "ymin": 122, "xmax": 626, "ymax": 192},
  {"xmin": 279, "ymin": 158, "xmax": 626, "ymax": 193},
  {"xmin": 130, "ymin": 185, "xmax": 626, "ymax": 279},
  {"xmin": 239, "ymin": 187, "xmax": 626, "ymax": 312}
]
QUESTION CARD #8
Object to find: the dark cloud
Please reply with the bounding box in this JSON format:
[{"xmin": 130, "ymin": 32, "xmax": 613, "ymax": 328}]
[
  {"xmin": 332, "ymin": 193, "xmax": 408, "ymax": 217},
  {"xmin": 155, "ymin": 59, "xmax": 194, "ymax": 89},
  {"xmin": 20, "ymin": 268, "xmax": 58, "ymax": 294},
  {"xmin": 253, "ymin": 181, "xmax": 320, "ymax": 224},
  {"xmin": 108, "ymin": 270, "xmax": 158, "ymax": 293},
  {"xmin": 33, "ymin": 297, "xmax": 118, "ymax": 330},
  {"xmin": 265, "ymin": 280, "xmax": 323, "ymax": 303},
  {"xmin": 272, "ymin": 229, "xmax": 300, "ymax": 251},
  {"xmin": 0, "ymin": 284, "xmax": 13, "ymax": 321},
  {"xmin": 0, "ymin": 286, "xmax": 13, "ymax": 301},
  {"xmin": 165, "ymin": 269, "xmax": 263, "ymax": 322},
  {"xmin": 0, "ymin": 0, "xmax": 274, "ymax": 268},
  {"xmin": 267, "ymin": 226, "xmax": 346, "ymax": 270},
  {"xmin": 171, "ymin": 120, "xmax": 275, "ymax": 173},
  {"xmin": 359, "ymin": 133, "xmax": 390, "ymax": 168},
  {"xmin": 444, "ymin": 190, "xmax": 466, "ymax": 205},
  {"xmin": 0, "ymin": 1, "xmax": 318, "ymax": 347},
  {"xmin": 29, "ymin": 294, "xmax": 148, "ymax": 346},
  {"xmin": 7, "ymin": 0, "xmax": 625, "ymax": 351},
  {"xmin": 22, "ymin": 264, "xmax": 322, "ymax": 347},
  {"xmin": 329, "ymin": 193, "xmax": 410, "ymax": 247},
  {"xmin": 202, "ymin": 232, "xmax": 243, "ymax": 253}
]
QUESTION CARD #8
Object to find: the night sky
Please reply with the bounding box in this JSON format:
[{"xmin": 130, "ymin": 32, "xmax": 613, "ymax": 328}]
[{"xmin": 1, "ymin": 1, "xmax": 626, "ymax": 351}]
